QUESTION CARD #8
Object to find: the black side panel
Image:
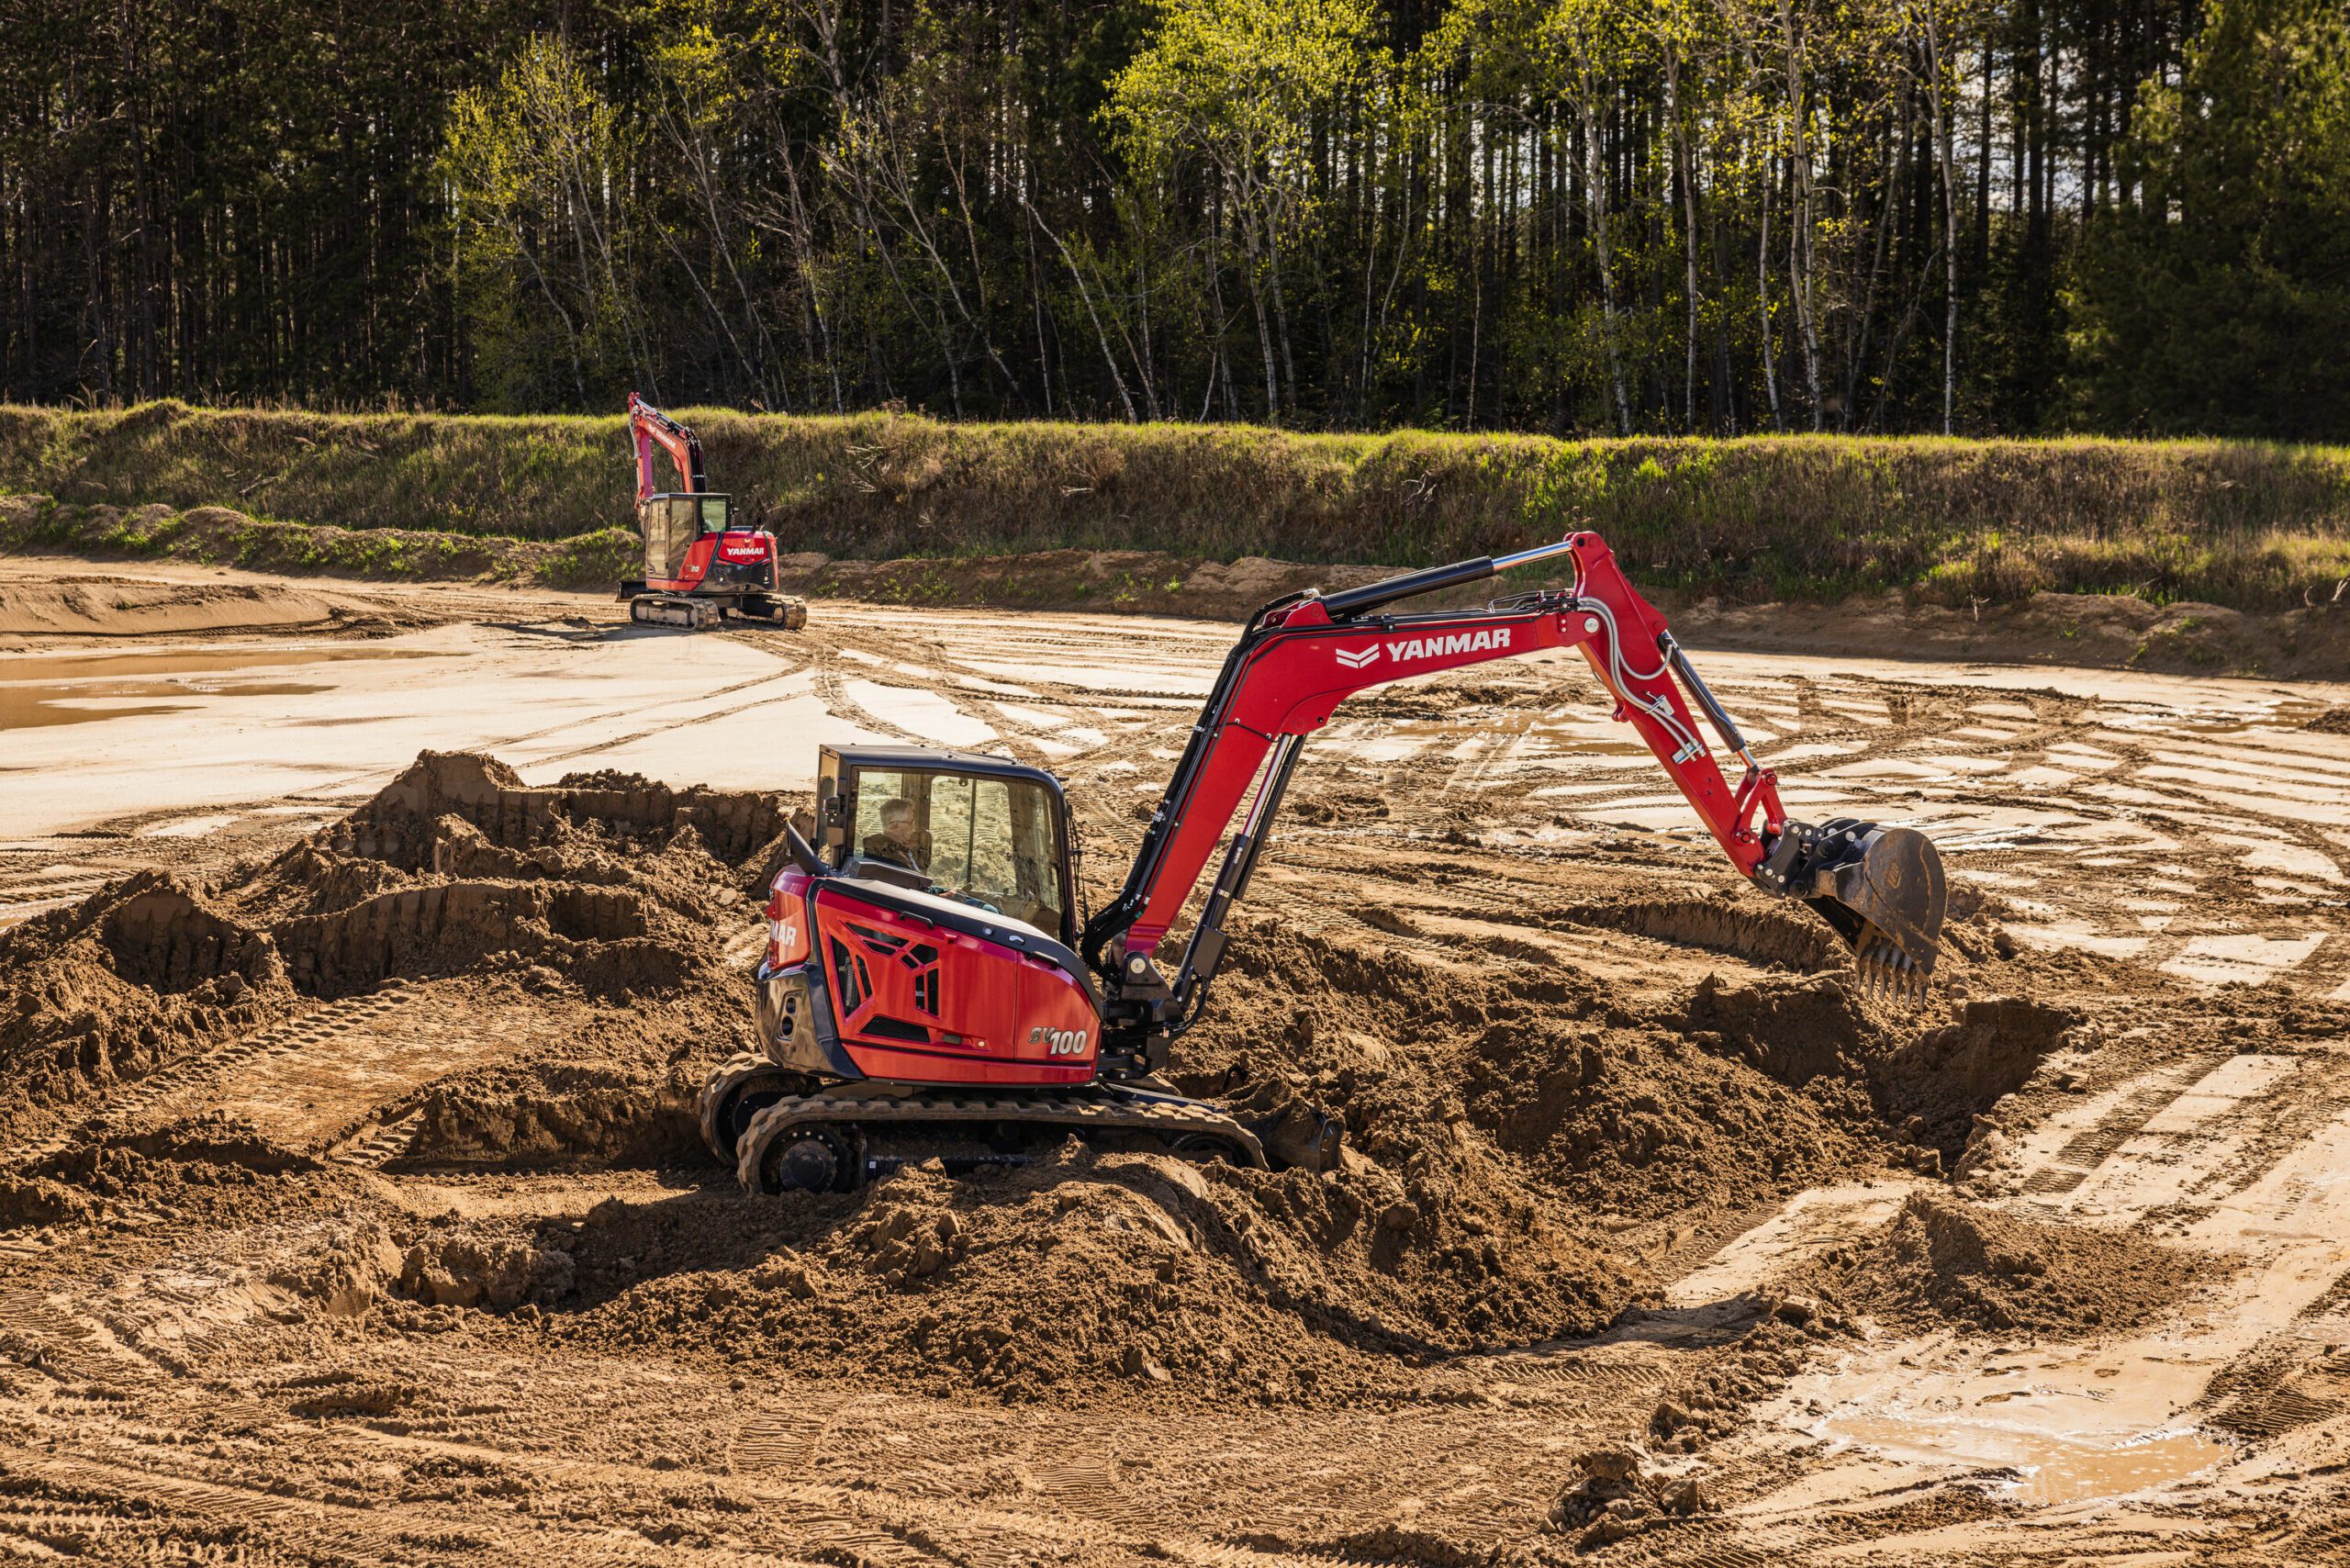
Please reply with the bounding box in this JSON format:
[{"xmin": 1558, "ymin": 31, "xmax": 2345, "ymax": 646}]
[{"xmin": 756, "ymin": 963, "xmax": 860, "ymax": 1079}]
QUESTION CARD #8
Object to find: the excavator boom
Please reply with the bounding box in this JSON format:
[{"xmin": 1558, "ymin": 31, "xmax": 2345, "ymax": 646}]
[
  {"xmin": 628, "ymin": 392, "xmax": 708, "ymax": 498},
  {"xmin": 1081, "ymin": 532, "xmax": 1944, "ymax": 1070}
]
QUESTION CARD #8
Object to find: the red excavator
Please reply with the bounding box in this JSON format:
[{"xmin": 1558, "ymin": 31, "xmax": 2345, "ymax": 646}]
[
  {"xmin": 619, "ymin": 393, "xmax": 807, "ymax": 630},
  {"xmin": 702, "ymin": 532, "xmax": 1945, "ymax": 1193}
]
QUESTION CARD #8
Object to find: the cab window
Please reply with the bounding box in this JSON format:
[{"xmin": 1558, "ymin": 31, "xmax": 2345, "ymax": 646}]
[{"xmin": 846, "ymin": 767, "xmax": 1066, "ymax": 936}]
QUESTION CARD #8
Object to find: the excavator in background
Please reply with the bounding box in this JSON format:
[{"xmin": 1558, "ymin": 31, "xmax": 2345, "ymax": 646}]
[
  {"xmin": 702, "ymin": 532, "xmax": 1946, "ymax": 1193},
  {"xmin": 619, "ymin": 394, "xmax": 808, "ymax": 631}
]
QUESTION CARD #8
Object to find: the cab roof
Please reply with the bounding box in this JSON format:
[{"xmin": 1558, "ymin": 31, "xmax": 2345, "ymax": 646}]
[{"xmin": 822, "ymin": 745, "xmax": 1067, "ymax": 790}]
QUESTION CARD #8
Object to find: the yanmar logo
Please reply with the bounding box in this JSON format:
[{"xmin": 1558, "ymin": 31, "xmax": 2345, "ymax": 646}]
[{"xmin": 1337, "ymin": 627, "xmax": 1512, "ymax": 669}]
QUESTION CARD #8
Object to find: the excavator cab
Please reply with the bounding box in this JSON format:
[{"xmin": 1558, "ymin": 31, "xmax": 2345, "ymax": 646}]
[
  {"xmin": 814, "ymin": 745, "xmax": 1078, "ymax": 947},
  {"xmin": 639, "ymin": 491, "xmax": 732, "ymax": 584}
]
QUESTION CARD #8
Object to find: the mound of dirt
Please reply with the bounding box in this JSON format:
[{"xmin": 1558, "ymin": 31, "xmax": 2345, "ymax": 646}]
[
  {"xmin": 0, "ymin": 750, "xmax": 781, "ymax": 1154},
  {"xmin": 1186, "ymin": 926, "xmax": 1892, "ymax": 1229},
  {"xmin": 2304, "ymin": 707, "xmax": 2350, "ymax": 734},
  {"xmin": 1796, "ymin": 1192, "xmax": 2211, "ymax": 1337},
  {"xmin": 0, "ymin": 873, "xmax": 295, "ymax": 1137},
  {"xmin": 402, "ymin": 1228, "xmax": 578, "ymax": 1311},
  {"xmin": 1573, "ymin": 896, "xmax": 1839, "ymax": 974},
  {"xmin": 399, "ymin": 1141, "xmax": 1634, "ymax": 1403},
  {"xmin": 555, "ymin": 1155, "xmax": 1393, "ymax": 1400},
  {"xmin": 1458, "ymin": 999, "xmax": 1879, "ymax": 1215},
  {"xmin": 0, "ymin": 1170, "xmax": 91, "ymax": 1229},
  {"xmin": 400, "ymin": 1053, "xmax": 708, "ymax": 1169},
  {"xmin": 26, "ymin": 1115, "xmax": 369, "ymax": 1234},
  {"xmin": 1685, "ymin": 971, "xmax": 1869, "ymax": 1085}
]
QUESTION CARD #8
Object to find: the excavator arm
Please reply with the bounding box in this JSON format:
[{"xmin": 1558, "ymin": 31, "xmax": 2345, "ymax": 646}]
[
  {"xmin": 1080, "ymin": 532, "xmax": 1945, "ymax": 1072},
  {"xmin": 629, "ymin": 392, "xmax": 708, "ymax": 499}
]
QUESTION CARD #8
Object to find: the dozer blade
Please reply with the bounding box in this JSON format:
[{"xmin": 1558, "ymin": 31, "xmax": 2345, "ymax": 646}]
[{"xmin": 1760, "ymin": 819, "xmax": 1947, "ymax": 1002}]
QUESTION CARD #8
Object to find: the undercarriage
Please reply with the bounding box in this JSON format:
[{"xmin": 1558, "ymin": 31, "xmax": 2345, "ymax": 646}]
[{"xmin": 698, "ymin": 1052, "xmax": 1270, "ymax": 1193}]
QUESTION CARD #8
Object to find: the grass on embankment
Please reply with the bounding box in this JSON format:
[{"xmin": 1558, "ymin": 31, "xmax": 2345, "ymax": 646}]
[
  {"xmin": 0, "ymin": 495, "xmax": 637, "ymax": 592},
  {"xmin": 4, "ymin": 399, "xmax": 2350, "ymax": 610}
]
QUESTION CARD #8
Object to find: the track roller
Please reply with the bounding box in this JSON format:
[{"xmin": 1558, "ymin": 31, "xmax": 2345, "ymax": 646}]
[{"xmin": 755, "ymin": 1125, "xmax": 859, "ymax": 1194}]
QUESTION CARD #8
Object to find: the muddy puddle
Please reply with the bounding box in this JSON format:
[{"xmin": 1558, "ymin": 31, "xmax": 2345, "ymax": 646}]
[
  {"xmin": 1818, "ymin": 1412, "xmax": 2230, "ymax": 1506},
  {"xmin": 0, "ymin": 680, "xmax": 338, "ymax": 730},
  {"xmin": 0, "ymin": 647, "xmax": 452, "ymax": 732},
  {"xmin": 2097, "ymin": 696, "xmax": 2339, "ymax": 736},
  {"xmin": 0, "ymin": 646, "xmax": 450, "ymax": 681}
]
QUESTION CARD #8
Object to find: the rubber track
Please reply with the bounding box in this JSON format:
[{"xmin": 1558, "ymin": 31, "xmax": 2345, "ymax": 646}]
[
  {"xmin": 733, "ymin": 1086, "xmax": 1267, "ymax": 1192},
  {"xmin": 697, "ymin": 1051, "xmax": 795, "ymax": 1163}
]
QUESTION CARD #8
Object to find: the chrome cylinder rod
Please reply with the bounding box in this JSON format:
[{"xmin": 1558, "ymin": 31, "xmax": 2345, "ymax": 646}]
[{"xmin": 1492, "ymin": 537, "xmax": 1582, "ymax": 572}]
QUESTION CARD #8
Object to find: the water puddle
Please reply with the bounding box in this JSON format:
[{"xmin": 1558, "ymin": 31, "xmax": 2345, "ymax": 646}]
[
  {"xmin": 0, "ymin": 647, "xmax": 447, "ymax": 732},
  {"xmin": 138, "ymin": 813, "xmax": 243, "ymax": 839},
  {"xmin": 1822, "ymin": 1414, "xmax": 2229, "ymax": 1506},
  {"xmin": 2099, "ymin": 698, "xmax": 2337, "ymax": 736},
  {"xmin": 0, "ymin": 680, "xmax": 333, "ymax": 731}
]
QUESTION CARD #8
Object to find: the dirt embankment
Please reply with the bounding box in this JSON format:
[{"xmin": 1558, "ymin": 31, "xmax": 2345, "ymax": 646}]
[
  {"xmin": 0, "ymin": 566, "xmax": 408, "ymax": 638},
  {"xmin": 11, "ymin": 399, "xmax": 2350, "ymax": 614},
  {"xmin": 12, "ymin": 490, "xmax": 2347, "ymax": 676},
  {"xmin": 1, "ymin": 493, "xmax": 633, "ymax": 598}
]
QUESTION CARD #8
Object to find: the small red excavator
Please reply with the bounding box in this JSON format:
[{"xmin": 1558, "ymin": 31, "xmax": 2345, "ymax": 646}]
[
  {"xmin": 703, "ymin": 532, "xmax": 1946, "ymax": 1193},
  {"xmin": 619, "ymin": 393, "xmax": 807, "ymax": 630}
]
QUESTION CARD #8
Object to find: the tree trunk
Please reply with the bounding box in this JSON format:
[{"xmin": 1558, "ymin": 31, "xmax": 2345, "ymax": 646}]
[
  {"xmin": 1666, "ymin": 44, "xmax": 1701, "ymax": 433},
  {"xmin": 1234, "ymin": 175, "xmax": 1280, "ymax": 423},
  {"xmin": 1582, "ymin": 97, "xmax": 1630, "ymax": 436},
  {"xmin": 1923, "ymin": 5, "xmax": 1961, "ymax": 433},
  {"xmin": 1026, "ymin": 198, "xmax": 1136, "ymax": 422}
]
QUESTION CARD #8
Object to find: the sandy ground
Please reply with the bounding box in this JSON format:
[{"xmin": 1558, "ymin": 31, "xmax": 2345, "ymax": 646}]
[{"xmin": 3, "ymin": 553, "xmax": 2349, "ymax": 1565}]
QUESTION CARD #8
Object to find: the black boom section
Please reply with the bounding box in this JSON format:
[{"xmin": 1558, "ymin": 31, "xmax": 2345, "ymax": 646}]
[{"xmin": 1318, "ymin": 555, "xmax": 1497, "ymax": 619}]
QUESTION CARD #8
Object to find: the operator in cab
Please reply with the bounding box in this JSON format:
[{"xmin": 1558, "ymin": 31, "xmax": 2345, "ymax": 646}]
[{"xmin": 862, "ymin": 798, "xmax": 932, "ymax": 872}]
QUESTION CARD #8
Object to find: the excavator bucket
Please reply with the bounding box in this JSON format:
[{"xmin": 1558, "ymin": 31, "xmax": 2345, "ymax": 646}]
[{"xmin": 1766, "ymin": 820, "xmax": 1947, "ymax": 1000}]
